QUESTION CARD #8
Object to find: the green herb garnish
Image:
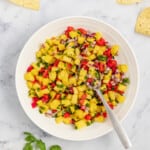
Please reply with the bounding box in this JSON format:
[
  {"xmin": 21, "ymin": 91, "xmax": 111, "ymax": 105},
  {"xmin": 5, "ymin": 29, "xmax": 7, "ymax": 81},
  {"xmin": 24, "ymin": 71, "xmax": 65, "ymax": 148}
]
[
  {"xmin": 23, "ymin": 132, "xmax": 46, "ymax": 150},
  {"xmin": 97, "ymin": 55, "xmax": 107, "ymax": 61},
  {"xmin": 122, "ymin": 77, "xmax": 130, "ymax": 85},
  {"xmin": 23, "ymin": 132, "xmax": 62, "ymax": 150},
  {"xmin": 49, "ymin": 145, "xmax": 62, "ymax": 150}
]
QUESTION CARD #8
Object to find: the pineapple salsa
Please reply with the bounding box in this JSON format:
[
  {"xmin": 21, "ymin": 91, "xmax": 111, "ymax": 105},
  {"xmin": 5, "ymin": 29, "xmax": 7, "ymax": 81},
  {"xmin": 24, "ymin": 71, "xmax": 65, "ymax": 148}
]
[{"xmin": 24, "ymin": 26, "xmax": 129, "ymax": 129}]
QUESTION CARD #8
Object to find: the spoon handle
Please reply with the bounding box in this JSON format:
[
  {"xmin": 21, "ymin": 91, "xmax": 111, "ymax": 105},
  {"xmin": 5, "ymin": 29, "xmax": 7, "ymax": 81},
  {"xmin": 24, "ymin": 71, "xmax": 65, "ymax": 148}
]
[{"xmin": 95, "ymin": 89, "xmax": 132, "ymax": 149}]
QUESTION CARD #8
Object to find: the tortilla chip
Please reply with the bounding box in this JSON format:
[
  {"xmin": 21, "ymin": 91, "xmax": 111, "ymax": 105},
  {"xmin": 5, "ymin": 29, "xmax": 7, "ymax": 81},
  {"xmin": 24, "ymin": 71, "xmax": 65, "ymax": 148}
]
[
  {"xmin": 117, "ymin": 0, "xmax": 142, "ymax": 4},
  {"xmin": 10, "ymin": 0, "xmax": 40, "ymax": 10},
  {"xmin": 135, "ymin": 7, "xmax": 150, "ymax": 36}
]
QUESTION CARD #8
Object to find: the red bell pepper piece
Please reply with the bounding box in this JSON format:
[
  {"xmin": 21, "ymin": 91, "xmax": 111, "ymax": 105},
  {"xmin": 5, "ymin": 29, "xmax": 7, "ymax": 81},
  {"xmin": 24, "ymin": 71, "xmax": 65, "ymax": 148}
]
[
  {"xmin": 55, "ymin": 93, "xmax": 61, "ymax": 100},
  {"xmin": 78, "ymin": 28, "xmax": 87, "ymax": 35},
  {"xmin": 51, "ymin": 82, "xmax": 56, "ymax": 88},
  {"xmin": 85, "ymin": 114, "xmax": 92, "ymax": 120},
  {"xmin": 65, "ymin": 26, "xmax": 74, "ymax": 37},
  {"xmin": 99, "ymin": 63, "xmax": 105, "ymax": 73},
  {"xmin": 53, "ymin": 60, "xmax": 60, "ymax": 67},
  {"xmin": 103, "ymin": 49, "xmax": 111, "ymax": 58},
  {"xmin": 96, "ymin": 38, "xmax": 106, "ymax": 46},
  {"xmin": 103, "ymin": 112, "xmax": 107, "ymax": 118},
  {"xmin": 87, "ymin": 78, "xmax": 93, "ymax": 83},
  {"xmin": 64, "ymin": 112, "xmax": 71, "ymax": 118},
  {"xmin": 43, "ymin": 69, "xmax": 49, "ymax": 78},
  {"xmin": 107, "ymin": 59, "xmax": 117, "ymax": 69},
  {"xmin": 81, "ymin": 93, "xmax": 87, "ymax": 100},
  {"xmin": 67, "ymin": 63, "xmax": 72, "ymax": 69},
  {"xmin": 42, "ymin": 94, "xmax": 49, "ymax": 103},
  {"xmin": 27, "ymin": 65, "xmax": 33, "ymax": 72}
]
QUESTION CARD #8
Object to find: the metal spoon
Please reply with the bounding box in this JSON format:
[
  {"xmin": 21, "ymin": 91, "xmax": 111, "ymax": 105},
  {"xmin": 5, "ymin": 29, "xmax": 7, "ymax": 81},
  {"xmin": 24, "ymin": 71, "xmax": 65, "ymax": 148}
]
[{"xmin": 87, "ymin": 82, "xmax": 132, "ymax": 149}]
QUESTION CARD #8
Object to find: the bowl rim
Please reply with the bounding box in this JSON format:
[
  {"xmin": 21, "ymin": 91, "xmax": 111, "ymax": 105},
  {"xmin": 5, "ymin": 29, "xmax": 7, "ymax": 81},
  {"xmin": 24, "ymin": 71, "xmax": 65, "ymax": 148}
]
[{"xmin": 15, "ymin": 16, "xmax": 140, "ymax": 141}]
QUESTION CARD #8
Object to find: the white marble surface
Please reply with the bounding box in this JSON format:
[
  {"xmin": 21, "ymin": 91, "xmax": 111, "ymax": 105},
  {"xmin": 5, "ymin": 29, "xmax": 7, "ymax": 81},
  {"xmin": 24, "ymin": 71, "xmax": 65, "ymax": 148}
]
[{"xmin": 0, "ymin": 0, "xmax": 150, "ymax": 149}]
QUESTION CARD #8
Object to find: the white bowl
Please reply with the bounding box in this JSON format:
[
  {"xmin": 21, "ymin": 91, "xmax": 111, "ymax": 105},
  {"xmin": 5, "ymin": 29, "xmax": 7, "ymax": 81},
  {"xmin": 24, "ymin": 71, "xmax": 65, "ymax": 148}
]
[{"xmin": 15, "ymin": 16, "xmax": 139, "ymax": 141}]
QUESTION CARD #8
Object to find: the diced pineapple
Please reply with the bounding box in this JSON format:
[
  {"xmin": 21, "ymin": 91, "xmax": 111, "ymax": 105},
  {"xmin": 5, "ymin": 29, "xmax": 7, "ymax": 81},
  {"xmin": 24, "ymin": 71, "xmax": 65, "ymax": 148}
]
[
  {"xmin": 58, "ymin": 44, "xmax": 65, "ymax": 51},
  {"xmin": 71, "ymin": 94, "xmax": 78, "ymax": 104},
  {"xmin": 97, "ymin": 46, "xmax": 107, "ymax": 55},
  {"xmin": 108, "ymin": 91, "xmax": 116, "ymax": 100},
  {"xmin": 61, "ymin": 99, "xmax": 71, "ymax": 107},
  {"xmin": 74, "ymin": 58, "xmax": 80, "ymax": 65},
  {"xmin": 42, "ymin": 55, "xmax": 55, "ymax": 64},
  {"xmin": 26, "ymin": 81, "xmax": 33, "ymax": 89},
  {"xmin": 95, "ymin": 32, "xmax": 102, "ymax": 40},
  {"xmin": 58, "ymin": 70, "xmax": 69, "ymax": 86},
  {"xmin": 64, "ymin": 48, "xmax": 75, "ymax": 57},
  {"xmin": 73, "ymin": 87, "xmax": 78, "ymax": 94},
  {"xmin": 75, "ymin": 120, "xmax": 87, "ymax": 129},
  {"xmin": 59, "ymin": 34, "xmax": 67, "ymax": 40},
  {"xmin": 86, "ymin": 94, "xmax": 92, "ymax": 99},
  {"xmin": 78, "ymin": 36, "xmax": 85, "ymax": 44},
  {"xmin": 93, "ymin": 45, "xmax": 100, "ymax": 54},
  {"xmin": 51, "ymin": 67, "xmax": 59, "ymax": 72},
  {"xmin": 32, "ymin": 63, "xmax": 40, "ymax": 70},
  {"xmin": 66, "ymin": 94, "xmax": 72, "ymax": 100},
  {"xmin": 58, "ymin": 62, "xmax": 65, "ymax": 69},
  {"xmin": 87, "ymin": 37, "xmax": 95, "ymax": 42},
  {"xmin": 75, "ymin": 48, "xmax": 80, "ymax": 55},
  {"xmin": 67, "ymin": 42, "xmax": 75, "ymax": 48},
  {"xmin": 52, "ymin": 39, "xmax": 60, "ymax": 45},
  {"xmin": 111, "ymin": 45, "xmax": 119, "ymax": 56},
  {"xmin": 62, "ymin": 56, "xmax": 72, "ymax": 64},
  {"xmin": 103, "ymin": 73, "xmax": 111, "ymax": 84},
  {"xmin": 89, "ymin": 103, "xmax": 97, "ymax": 113},
  {"xmin": 24, "ymin": 73, "xmax": 34, "ymax": 81},
  {"xmin": 74, "ymin": 110, "xmax": 85, "ymax": 119},
  {"xmin": 36, "ymin": 51, "xmax": 42, "ymax": 58},
  {"xmin": 50, "ymin": 91, "xmax": 56, "ymax": 99},
  {"xmin": 49, "ymin": 71, "xmax": 56, "ymax": 81},
  {"xmin": 41, "ymin": 88, "xmax": 49, "ymax": 95},
  {"xmin": 36, "ymin": 90, "xmax": 43, "ymax": 97},
  {"xmin": 103, "ymin": 93, "xmax": 109, "ymax": 102},
  {"xmin": 38, "ymin": 104, "xmax": 49, "ymax": 113},
  {"xmin": 42, "ymin": 78, "xmax": 49, "ymax": 86},
  {"xmin": 118, "ymin": 84, "xmax": 126, "ymax": 91},
  {"xmin": 49, "ymin": 99, "xmax": 60, "ymax": 110},
  {"xmin": 55, "ymin": 116, "xmax": 63, "ymax": 124},
  {"xmin": 56, "ymin": 111, "xmax": 63, "ymax": 117},
  {"xmin": 88, "ymin": 54, "xmax": 96, "ymax": 60},
  {"xmin": 118, "ymin": 64, "xmax": 128, "ymax": 73},
  {"xmin": 43, "ymin": 43, "xmax": 49, "ymax": 50},
  {"xmin": 69, "ymin": 31, "xmax": 78, "ymax": 38},
  {"xmin": 32, "ymin": 83, "xmax": 40, "ymax": 89},
  {"xmin": 112, "ymin": 100, "xmax": 117, "ymax": 106},
  {"xmin": 101, "ymin": 106, "xmax": 106, "ymax": 112},
  {"xmin": 70, "ymin": 106, "xmax": 75, "ymax": 113},
  {"xmin": 116, "ymin": 93, "xmax": 125, "ymax": 103},
  {"xmin": 63, "ymin": 117, "xmax": 72, "ymax": 124},
  {"xmin": 69, "ymin": 77, "xmax": 77, "ymax": 85},
  {"xmin": 100, "ymin": 84, "xmax": 107, "ymax": 91},
  {"xmin": 115, "ymin": 73, "xmax": 121, "ymax": 79},
  {"xmin": 90, "ymin": 98, "xmax": 97, "ymax": 104},
  {"xmin": 46, "ymin": 39, "xmax": 53, "ymax": 46},
  {"xmin": 77, "ymin": 85, "xmax": 87, "ymax": 92},
  {"xmin": 31, "ymin": 69, "xmax": 38, "ymax": 76},
  {"xmin": 79, "ymin": 69, "xmax": 87, "ymax": 80},
  {"xmin": 94, "ymin": 116, "xmax": 104, "ymax": 122},
  {"xmin": 54, "ymin": 54, "xmax": 63, "ymax": 59}
]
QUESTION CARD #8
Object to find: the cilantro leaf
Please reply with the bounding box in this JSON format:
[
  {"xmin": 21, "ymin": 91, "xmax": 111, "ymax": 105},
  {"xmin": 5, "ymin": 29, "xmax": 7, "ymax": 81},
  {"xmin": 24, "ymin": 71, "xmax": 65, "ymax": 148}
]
[
  {"xmin": 23, "ymin": 143, "xmax": 33, "ymax": 150},
  {"xmin": 49, "ymin": 145, "xmax": 62, "ymax": 150},
  {"xmin": 122, "ymin": 77, "xmax": 130, "ymax": 85},
  {"xmin": 36, "ymin": 139, "xmax": 46, "ymax": 150}
]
